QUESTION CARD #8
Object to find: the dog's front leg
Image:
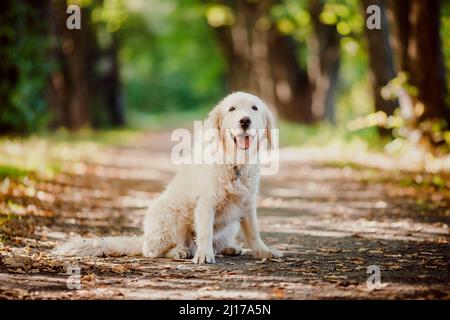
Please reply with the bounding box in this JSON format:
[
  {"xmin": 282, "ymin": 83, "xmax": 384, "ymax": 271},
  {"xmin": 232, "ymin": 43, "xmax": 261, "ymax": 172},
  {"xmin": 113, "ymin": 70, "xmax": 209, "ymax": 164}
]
[
  {"xmin": 241, "ymin": 200, "xmax": 282, "ymax": 259},
  {"xmin": 192, "ymin": 198, "xmax": 215, "ymax": 264}
]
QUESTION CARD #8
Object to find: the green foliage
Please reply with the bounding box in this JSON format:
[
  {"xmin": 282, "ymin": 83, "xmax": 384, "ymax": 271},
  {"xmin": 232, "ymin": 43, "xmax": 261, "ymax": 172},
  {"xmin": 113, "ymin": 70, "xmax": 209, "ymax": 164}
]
[
  {"xmin": 1, "ymin": 0, "xmax": 448, "ymax": 138},
  {"xmin": 127, "ymin": 109, "xmax": 208, "ymax": 130},
  {"xmin": 441, "ymin": 3, "xmax": 450, "ymax": 108},
  {"xmin": 0, "ymin": 128, "xmax": 140, "ymax": 183},
  {"xmin": 271, "ymin": 0, "xmax": 312, "ymax": 40},
  {"xmin": 0, "ymin": 2, "xmax": 54, "ymax": 133},
  {"xmin": 0, "ymin": 165, "xmax": 30, "ymax": 180},
  {"xmin": 346, "ymin": 72, "xmax": 450, "ymax": 155},
  {"xmin": 42, "ymin": 127, "xmax": 140, "ymax": 146},
  {"xmin": 320, "ymin": 0, "xmax": 364, "ymax": 36},
  {"xmin": 91, "ymin": 0, "xmax": 129, "ymax": 32},
  {"xmin": 279, "ymin": 120, "xmax": 384, "ymax": 149},
  {"xmin": 271, "ymin": 0, "xmax": 369, "ymax": 123},
  {"xmin": 119, "ymin": 0, "xmax": 226, "ymax": 114}
]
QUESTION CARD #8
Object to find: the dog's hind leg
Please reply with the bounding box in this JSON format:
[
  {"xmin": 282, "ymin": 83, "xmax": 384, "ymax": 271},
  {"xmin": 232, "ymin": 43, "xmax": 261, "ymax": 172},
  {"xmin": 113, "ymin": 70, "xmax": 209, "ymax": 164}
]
[
  {"xmin": 164, "ymin": 245, "xmax": 192, "ymax": 259},
  {"xmin": 142, "ymin": 234, "xmax": 172, "ymax": 258},
  {"xmin": 214, "ymin": 221, "xmax": 242, "ymax": 256},
  {"xmin": 164, "ymin": 229, "xmax": 195, "ymax": 259},
  {"xmin": 221, "ymin": 238, "xmax": 243, "ymax": 256}
]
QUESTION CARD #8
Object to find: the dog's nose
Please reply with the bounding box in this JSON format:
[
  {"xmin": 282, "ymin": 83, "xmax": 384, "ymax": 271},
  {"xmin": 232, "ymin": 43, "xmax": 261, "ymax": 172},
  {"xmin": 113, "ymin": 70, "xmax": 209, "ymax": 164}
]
[{"xmin": 239, "ymin": 117, "xmax": 251, "ymax": 130}]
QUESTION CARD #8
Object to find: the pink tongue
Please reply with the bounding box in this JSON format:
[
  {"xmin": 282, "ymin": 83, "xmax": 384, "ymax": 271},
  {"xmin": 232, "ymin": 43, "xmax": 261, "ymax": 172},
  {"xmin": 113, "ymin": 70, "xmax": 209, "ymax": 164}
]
[{"xmin": 236, "ymin": 136, "xmax": 251, "ymax": 149}]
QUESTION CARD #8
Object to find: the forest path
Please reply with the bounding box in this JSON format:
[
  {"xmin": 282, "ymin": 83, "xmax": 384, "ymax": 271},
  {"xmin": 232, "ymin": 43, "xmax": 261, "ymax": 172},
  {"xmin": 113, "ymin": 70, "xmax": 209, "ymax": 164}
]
[{"xmin": 0, "ymin": 131, "xmax": 449, "ymax": 299}]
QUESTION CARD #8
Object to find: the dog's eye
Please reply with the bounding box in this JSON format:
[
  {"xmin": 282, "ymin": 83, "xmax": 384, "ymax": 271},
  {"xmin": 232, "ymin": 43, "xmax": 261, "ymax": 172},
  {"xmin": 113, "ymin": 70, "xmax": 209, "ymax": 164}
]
[
  {"xmin": 229, "ymin": 106, "xmax": 235, "ymax": 112},
  {"xmin": 252, "ymin": 105, "xmax": 258, "ymax": 111}
]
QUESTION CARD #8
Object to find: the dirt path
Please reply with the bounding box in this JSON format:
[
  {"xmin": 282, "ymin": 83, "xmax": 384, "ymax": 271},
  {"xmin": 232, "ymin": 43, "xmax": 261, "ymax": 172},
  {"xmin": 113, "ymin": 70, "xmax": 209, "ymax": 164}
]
[{"xmin": 0, "ymin": 132, "xmax": 449, "ymax": 299}]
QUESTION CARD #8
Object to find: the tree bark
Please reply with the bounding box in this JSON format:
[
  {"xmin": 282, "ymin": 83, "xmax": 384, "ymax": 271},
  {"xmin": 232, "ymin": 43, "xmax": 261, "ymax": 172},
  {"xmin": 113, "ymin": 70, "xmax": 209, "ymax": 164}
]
[
  {"xmin": 361, "ymin": 0, "xmax": 398, "ymax": 135},
  {"xmin": 48, "ymin": 0, "xmax": 91, "ymax": 130},
  {"xmin": 101, "ymin": 34, "xmax": 125, "ymax": 127},
  {"xmin": 386, "ymin": 0, "xmax": 449, "ymax": 123},
  {"xmin": 407, "ymin": 0, "xmax": 448, "ymax": 121},
  {"xmin": 385, "ymin": 0, "xmax": 410, "ymax": 72}
]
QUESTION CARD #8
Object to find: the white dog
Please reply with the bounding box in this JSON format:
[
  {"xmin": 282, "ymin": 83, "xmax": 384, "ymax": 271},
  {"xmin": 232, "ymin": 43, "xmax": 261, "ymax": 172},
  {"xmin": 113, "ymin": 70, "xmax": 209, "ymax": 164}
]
[{"xmin": 52, "ymin": 92, "xmax": 282, "ymax": 264}]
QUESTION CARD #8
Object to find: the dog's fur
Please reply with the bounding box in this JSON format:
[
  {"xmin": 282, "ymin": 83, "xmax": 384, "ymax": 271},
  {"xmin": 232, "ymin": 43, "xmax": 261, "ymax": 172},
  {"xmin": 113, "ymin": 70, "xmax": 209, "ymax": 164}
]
[{"xmin": 52, "ymin": 92, "xmax": 281, "ymax": 263}]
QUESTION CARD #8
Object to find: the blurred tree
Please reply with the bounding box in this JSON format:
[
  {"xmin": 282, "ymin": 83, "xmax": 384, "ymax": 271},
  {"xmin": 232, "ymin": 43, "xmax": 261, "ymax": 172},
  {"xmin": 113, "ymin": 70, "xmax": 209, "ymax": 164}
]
[
  {"xmin": 0, "ymin": 0, "xmax": 53, "ymax": 133},
  {"xmin": 100, "ymin": 33, "xmax": 125, "ymax": 126},
  {"xmin": 207, "ymin": 0, "xmax": 313, "ymax": 122},
  {"xmin": 360, "ymin": 0, "xmax": 397, "ymax": 134},
  {"xmin": 206, "ymin": 0, "xmax": 341, "ymax": 123},
  {"xmin": 90, "ymin": 0, "xmax": 127, "ymax": 127},
  {"xmin": 47, "ymin": 0, "xmax": 92, "ymax": 130},
  {"xmin": 48, "ymin": 0, "xmax": 126, "ymax": 130},
  {"xmin": 119, "ymin": 0, "xmax": 226, "ymax": 114},
  {"xmin": 387, "ymin": 0, "xmax": 449, "ymax": 124},
  {"xmin": 308, "ymin": 0, "xmax": 341, "ymax": 122}
]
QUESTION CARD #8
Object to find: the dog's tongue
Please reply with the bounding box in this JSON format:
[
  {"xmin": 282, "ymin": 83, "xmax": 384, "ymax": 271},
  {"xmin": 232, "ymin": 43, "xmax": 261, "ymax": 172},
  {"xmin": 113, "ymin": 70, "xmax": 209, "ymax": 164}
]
[{"xmin": 236, "ymin": 135, "xmax": 251, "ymax": 149}]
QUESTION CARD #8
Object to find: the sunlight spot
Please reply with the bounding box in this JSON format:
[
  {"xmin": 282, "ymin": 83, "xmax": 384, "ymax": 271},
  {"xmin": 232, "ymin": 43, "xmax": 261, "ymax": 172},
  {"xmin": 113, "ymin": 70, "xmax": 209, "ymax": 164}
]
[{"xmin": 275, "ymin": 81, "xmax": 292, "ymax": 103}]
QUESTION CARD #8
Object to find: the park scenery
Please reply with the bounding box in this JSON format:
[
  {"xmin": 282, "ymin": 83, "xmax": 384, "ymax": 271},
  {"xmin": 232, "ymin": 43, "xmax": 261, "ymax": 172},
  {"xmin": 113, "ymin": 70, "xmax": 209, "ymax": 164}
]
[{"xmin": 0, "ymin": 0, "xmax": 449, "ymax": 299}]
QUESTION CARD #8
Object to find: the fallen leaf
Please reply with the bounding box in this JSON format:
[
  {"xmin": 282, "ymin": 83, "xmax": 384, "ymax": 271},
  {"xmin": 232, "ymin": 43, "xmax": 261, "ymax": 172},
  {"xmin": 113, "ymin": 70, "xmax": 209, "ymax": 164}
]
[{"xmin": 273, "ymin": 287, "xmax": 285, "ymax": 298}]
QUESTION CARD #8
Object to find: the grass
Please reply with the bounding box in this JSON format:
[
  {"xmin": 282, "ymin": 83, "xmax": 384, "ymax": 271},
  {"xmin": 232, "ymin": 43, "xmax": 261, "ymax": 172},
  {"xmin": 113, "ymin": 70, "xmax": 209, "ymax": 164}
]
[
  {"xmin": 40, "ymin": 127, "xmax": 141, "ymax": 146},
  {"xmin": 0, "ymin": 110, "xmax": 393, "ymax": 182},
  {"xmin": 279, "ymin": 120, "xmax": 388, "ymax": 149},
  {"xmin": 0, "ymin": 133, "xmax": 113, "ymax": 180},
  {"xmin": 1, "ymin": 109, "xmax": 449, "ymax": 181},
  {"xmin": 0, "ymin": 165, "xmax": 32, "ymax": 180},
  {"xmin": 130, "ymin": 110, "xmax": 391, "ymax": 150},
  {"xmin": 0, "ymin": 110, "xmax": 211, "ymax": 181},
  {"xmin": 127, "ymin": 109, "xmax": 210, "ymax": 131}
]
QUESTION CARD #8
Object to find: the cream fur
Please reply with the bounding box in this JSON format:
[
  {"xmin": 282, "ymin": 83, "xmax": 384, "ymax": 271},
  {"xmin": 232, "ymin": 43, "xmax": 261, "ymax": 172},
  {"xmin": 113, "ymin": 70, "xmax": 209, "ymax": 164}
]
[{"xmin": 52, "ymin": 92, "xmax": 282, "ymax": 264}]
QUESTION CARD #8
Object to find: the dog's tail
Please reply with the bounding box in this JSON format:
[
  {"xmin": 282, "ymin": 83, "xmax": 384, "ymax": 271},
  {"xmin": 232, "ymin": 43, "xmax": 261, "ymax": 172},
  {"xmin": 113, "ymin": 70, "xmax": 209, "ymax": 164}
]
[{"xmin": 51, "ymin": 235, "xmax": 144, "ymax": 257}]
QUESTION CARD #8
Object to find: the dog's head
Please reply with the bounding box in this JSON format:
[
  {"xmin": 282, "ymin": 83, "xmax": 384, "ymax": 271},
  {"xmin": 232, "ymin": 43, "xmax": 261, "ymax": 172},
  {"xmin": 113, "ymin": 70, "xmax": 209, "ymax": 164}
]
[{"xmin": 205, "ymin": 92, "xmax": 276, "ymax": 161}]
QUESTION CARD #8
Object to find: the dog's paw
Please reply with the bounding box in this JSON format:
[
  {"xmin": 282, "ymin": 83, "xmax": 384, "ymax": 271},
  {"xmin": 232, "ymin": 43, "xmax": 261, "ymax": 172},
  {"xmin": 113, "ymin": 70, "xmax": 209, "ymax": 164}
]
[
  {"xmin": 142, "ymin": 238, "xmax": 162, "ymax": 258},
  {"xmin": 192, "ymin": 250, "xmax": 215, "ymax": 264},
  {"xmin": 221, "ymin": 245, "xmax": 243, "ymax": 256},
  {"xmin": 252, "ymin": 247, "xmax": 283, "ymax": 260},
  {"xmin": 165, "ymin": 246, "xmax": 192, "ymax": 259}
]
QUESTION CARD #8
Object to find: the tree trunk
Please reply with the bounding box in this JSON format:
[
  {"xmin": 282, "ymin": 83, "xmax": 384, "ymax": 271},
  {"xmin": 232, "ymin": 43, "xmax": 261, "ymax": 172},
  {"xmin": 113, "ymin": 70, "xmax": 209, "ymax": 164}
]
[
  {"xmin": 267, "ymin": 25, "xmax": 315, "ymax": 122},
  {"xmin": 308, "ymin": 0, "xmax": 341, "ymax": 123},
  {"xmin": 407, "ymin": 0, "xmax": 448, "ymax": 122},
  {"xmin": 212, "ymin": 0, "xmax": 315, "ymax": 122},
  {"xmin": 386, "ymin": 0, "xmax": 410, "ymax": 72},
  {"xmin": 386, "ymin": 0, "xmax": 449, "ymax": 123},
  {"xmin": 212, "ymin": 0, "xmax": 341, "ymax": 123},
  {"xmin": 361, "ymin": 0, "xmax": 398, "ymax": 134},
  {"xmin": 48, "ymin": 0, "xmax": 91, "ymax": 130},
  {"xmin": 101, "ymin": 34, "xmax": 125, "ymax": 127}
]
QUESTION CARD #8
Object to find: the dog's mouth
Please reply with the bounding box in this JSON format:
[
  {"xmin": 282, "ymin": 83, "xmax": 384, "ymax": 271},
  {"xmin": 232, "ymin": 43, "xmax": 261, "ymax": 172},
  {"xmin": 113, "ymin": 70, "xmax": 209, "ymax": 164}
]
[
  {"xmin": 230, "ymin": 130, "xmax": 255, "ymax": 150},
  {"xmin": 228, "ymin": 128, "xmax": 257, "ymax": 150},
  {"xmin": 233, "ymin": 135, "xmax": 251, "ymax": 150}
]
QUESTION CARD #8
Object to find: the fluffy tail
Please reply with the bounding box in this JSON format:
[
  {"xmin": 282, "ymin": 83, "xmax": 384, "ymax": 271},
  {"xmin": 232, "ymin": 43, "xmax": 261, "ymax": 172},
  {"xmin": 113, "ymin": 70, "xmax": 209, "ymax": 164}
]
[{"xmin": 52, "ymin": 235, "xmax": 144, "ymax": 257}]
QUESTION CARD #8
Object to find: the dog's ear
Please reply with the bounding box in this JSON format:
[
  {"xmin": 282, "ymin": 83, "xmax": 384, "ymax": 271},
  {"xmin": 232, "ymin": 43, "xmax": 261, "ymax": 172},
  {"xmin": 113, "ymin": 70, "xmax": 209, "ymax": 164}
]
[
  {"xmin": 265, "ymin": 107, "xmax": 276, "ymax": 149},
  {"xmin": 205, "ymin": 105, "xmax": 225, "ymax": 151},
  {"xmin": 205, "ymin": 106, "xmax": 222, "ymax": 131}
]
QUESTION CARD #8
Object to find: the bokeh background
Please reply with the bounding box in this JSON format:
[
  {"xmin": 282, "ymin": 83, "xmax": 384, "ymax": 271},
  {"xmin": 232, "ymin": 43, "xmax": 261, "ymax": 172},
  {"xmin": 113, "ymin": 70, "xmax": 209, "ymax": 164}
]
[{"xmin": 1, "ymin": 0, "xmax": 450, "ymax": 164}]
